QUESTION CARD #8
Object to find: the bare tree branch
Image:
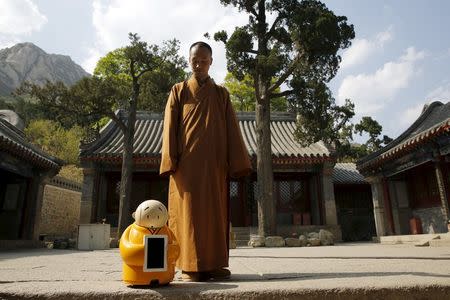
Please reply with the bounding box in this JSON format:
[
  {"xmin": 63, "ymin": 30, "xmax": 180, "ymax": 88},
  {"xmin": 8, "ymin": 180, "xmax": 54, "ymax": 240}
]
[
  {"xmin": 267, "ymin": 15, "xmax": 282, "ymax": 39},
  {"xmin": 249, "ymin": 7, "xmax": 258, "ymax": 18},
  {"xmin": 268, "ymin": 54, "xmax": 302, "ymax": 93},
  {"xmin": 269, "ymin": 89, "xmax": 295, "ymax": 99},
  {"xmin": 108, "ymin": 111, "xmax": 127, "ymax": 132}
]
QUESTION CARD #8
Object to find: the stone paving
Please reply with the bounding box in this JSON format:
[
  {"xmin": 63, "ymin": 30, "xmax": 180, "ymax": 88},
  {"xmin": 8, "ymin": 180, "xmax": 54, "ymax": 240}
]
[{"xmin": 1, "ymin": 242, "xmax": 450, "ymax": 299}]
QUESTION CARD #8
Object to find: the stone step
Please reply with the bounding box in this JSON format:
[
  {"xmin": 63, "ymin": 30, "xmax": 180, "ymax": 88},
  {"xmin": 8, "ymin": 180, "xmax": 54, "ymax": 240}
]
[
  {"xmin": 438, "ymin": 233, "xmax": 450, "ymax": 240},
  {"xmin": 110, "ymin": 227, "xmax": 118, "ymax": 239},
  {"xmin": 232, "ymin": 228, "xmax": 251, "ymax": 233},
  {"xmin": 429, "ymin": 239, "xmax": 450, "ymax": 247},
  {"xmin": 231, "ymin": 227, "xmax": 251, "ymax": 241},
  {"xmin": 380, "ymin": 234, "xmax": 441, "ymax": 245},
  {"xmin": 235, "ymin": 233, "xmax": 250, "ymax": 240},
  {"xmin": 236, "ymin": 240, "xmax": 249, "ymax": 247},
  {"xmin": 235, "ymin": 232, "xmax": 250, "ymax": 237}
]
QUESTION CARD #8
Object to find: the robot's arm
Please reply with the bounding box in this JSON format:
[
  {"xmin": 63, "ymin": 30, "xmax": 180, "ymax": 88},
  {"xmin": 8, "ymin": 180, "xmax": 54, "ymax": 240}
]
[
  {"xmin": 167, "ymin": 230, "xmax": 180, "ymax": 263},
  {"xmin": 119, "ymin": 226, "xmax": 145, "ymax": 266}
]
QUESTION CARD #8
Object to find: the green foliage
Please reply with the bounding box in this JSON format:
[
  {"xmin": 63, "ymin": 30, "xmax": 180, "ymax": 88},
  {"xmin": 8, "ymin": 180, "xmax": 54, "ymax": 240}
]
[
  {"xmin": 218, "ymin": 0, "xmax": 354, "ymax": 85},
  {"xmin": 17, "ymin": 35, "xmax": 187, "ymax": 133},
  {"xmin": 224, "ymin": 73, "xmax": 255, "ymax": 111},
  {"xmin": 352, "ymin": 116, "xmax": 392, "ymax": 155},
  {"xmin": 224, "ymin": 72, "xmax": 287, "ymax": 111},
  {"xmin": 24, "ymin": 119, "xmax": 82, "ymax": 164},
  {"xmin": 292, "ymin": 80, "xmax": 354, "ymax": 147},
  {"xmin": 58, "ymin": 164, "xmax": 84, "ymax": 183},
  {"xmin": 216, "ymin": 0, "xmax": 354, "ymax": 235},
  {"xmin": 213, "ymin": 30, "xmax": 228, "ymax": 44},
  {"xmin": 94, "ymin": 38, "xmax": 187, "ymax": 113},
  {"xmin": 0, "ymin": 95, "xmax": 49, "ymax": 126},
  {"xmin": 216, "ymin": 0, "xmax": 355, "ymax": 146},
  {"xmin": 0, "ymin": 95, "xmax": 15, "ymax": 108},
  {"xmin": 15, "ymin": 33, "xmax": 188, "ymax": 237},
  {"xmin": 335, "ymin": 116, "xmax": 393, "ymax": 161},
  {"xmin": 17, "ymin": 78, "xmax": 121, "ymax": 132}
]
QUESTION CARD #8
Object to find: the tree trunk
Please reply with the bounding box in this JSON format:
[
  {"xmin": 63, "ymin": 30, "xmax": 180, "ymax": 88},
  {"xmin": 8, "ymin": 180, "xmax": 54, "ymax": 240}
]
[
  {"xmin": 117, "ymin": 91, "xmax": 138, "ymax": 238},
  {"xmin": 255, "ymin": 92, "xmax": 276, "ymax": 237},
  {"xmin": 254, "ymin": 0, "xmax": 276, "ymax": 237}
]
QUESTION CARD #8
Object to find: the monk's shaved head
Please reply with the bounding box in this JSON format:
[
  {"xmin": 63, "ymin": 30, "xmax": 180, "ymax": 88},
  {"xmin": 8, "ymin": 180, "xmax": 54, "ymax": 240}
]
[{"xmin": 189, "ymin": 41, "xmax": 212, "ymax": 56}]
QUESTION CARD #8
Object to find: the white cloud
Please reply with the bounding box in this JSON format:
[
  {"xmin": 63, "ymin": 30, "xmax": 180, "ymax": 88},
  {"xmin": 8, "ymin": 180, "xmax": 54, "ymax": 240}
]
[
  {"xmin": 401, "ymin": 102, "xmax": 425, "ymax": 127},
  {"xmin": 340, "ymin": 27, "xmax": 393, "ymax": 69},
  {"xmin": 426, "ymin": 80, "xmax": 450, "ymax": 102},
  {"xmin": 82, "ymin": 0, "xmax": 248, "ymax": 82},
  {"xmin": 0, "ymin": 0, "xmax": 47, "ymax": 35},
  {"xmin": 337, "ymin": 47, "xmax": 426, "ymax": 115},
  {"xmin": 0, "ymin": 36, "xmax": 20, "ymax": 50}
]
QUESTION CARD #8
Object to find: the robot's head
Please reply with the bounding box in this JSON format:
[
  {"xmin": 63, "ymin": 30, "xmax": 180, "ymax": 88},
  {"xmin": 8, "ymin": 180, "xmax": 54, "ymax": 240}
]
[{"xmin": 132, "ymin": 200, "xmax": 168, "ymax": 229}]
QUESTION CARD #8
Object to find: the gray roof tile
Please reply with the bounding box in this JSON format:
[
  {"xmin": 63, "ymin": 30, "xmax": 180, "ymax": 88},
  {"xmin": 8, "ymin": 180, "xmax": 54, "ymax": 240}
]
[
  {"xmin": 357, "ymin": 101, "xmax": 450, "ymax": 171},
  {"xmin": 333, "ymin": 163, "xmax": 367, "ymax": 184},
  {"xmin": 0, "ymin": 115, "xmax": 62, "ymax": 170},
  {"xmin": 80, "ymin": 110, "xmax": 331, "ymax": 161}
]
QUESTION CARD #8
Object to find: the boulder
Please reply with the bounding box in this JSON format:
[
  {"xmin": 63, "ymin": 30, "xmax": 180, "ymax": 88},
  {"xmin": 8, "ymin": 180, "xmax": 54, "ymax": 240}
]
[
  {"xmin": 229, "ymin": 231, "xmax": 237, "ymax": 249},
  {"xmin": 285, "ymin": 238, "xmax": 301, "ymax": 247},
  {"xmin": 308, "ymin": 237, "xmax": 321, "ymax": 246},
  {"xmin": 298, "ymin": 235, "xmax": 308, "ymax": 247},
  {"xmin": 265, "ymin": 236, "xmax": 285, "ymax": 247},
  {"xmin": 68, "ymin": 239, "xmax": 77, "ymax": 249},
  {"xmin": 307, "ymin": 232, "xmax": 319, "ymax": 239},
  {"xmin": 53, "ymin": 239, "xmax": 69, "ymax": 249},
  {"xmin": 109, "ymin": 238, "xmax": 119, "ymax": 248},
  {"xmin": 319, "ymin": 229, "xmax": 334, "ymax": 245},
  {"xmin": 248, "ymin": 235, "xmax": 265, "ymax": 247}
]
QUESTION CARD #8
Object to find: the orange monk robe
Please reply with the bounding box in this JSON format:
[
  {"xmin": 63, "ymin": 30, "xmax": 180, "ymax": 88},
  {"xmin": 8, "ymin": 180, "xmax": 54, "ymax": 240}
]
[{"xmin": 160, "ymin": 76, "xmax": 251, "ymax": 272}]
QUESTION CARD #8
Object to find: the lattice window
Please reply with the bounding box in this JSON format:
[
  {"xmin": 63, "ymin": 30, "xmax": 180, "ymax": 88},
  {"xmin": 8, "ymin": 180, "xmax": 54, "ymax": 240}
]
[
  {"xmin": 229, "ymin": 181, "xmax": 239, "ymax": 200},
  {"xmin": 115, "ymin": 181, "xmax": 121, "ymax": 195},
  {"xmin": 252, "ymin": 181, "xmax": 258, "ymax": 197},
  {"xmin": 248, "ymin": 179, "xmax": 308, "ymax": 213},
  {"xmin": 279, "ymin": 181, "xmax": 292, "ymax": 208},
  {"xmin": 230, "ymin": 181, "xmax": 238, "ymax": 197},
  {"xmin": 292, "ymin": 181, "xmax": 301, "ymax": 201},
  {"xmin": 276, "ymin": 180, "xmax": 303, "ymax": 211},
  {"xmin": 407, "ymin": 163, "xmax": 441, "ymax": 208}
]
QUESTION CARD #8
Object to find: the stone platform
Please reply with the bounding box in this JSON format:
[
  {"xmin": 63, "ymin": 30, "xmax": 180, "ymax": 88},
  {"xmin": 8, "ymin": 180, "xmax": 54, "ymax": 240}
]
[{"xmin": 0, "ymin": 242, "xmax": 449, "ymax": 299}]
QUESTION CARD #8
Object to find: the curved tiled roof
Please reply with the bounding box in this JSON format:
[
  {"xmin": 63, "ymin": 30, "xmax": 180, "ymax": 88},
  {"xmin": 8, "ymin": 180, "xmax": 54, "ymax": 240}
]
[
  {"xmin": 333, "ymin": 163, "xmax": 367, "ymax": 184},
  {"xmin": 0, "ymin": 117, "xmax": 63, "ymax": 171},
  {"xmin": 80, "ymin": 110, "xmax": 331, "ymax": 163},
  {"xmin": 357, "ymin": 101, "xmax": 450, "ymax": 172}
]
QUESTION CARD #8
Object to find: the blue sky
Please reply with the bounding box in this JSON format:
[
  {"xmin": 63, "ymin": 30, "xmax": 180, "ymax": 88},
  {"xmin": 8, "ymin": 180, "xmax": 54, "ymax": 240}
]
[{"xmin": 1, "ymin": 0, "xmax": 449, "ymax": 141}]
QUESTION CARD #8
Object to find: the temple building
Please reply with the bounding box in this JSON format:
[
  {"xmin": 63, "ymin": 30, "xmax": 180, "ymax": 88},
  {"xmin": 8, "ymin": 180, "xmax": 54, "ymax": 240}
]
[
  {"xmin": 333, "ymin": 163, "xmax": 375, "ymax": 241},
  {"xmin": 0, "ymin": 110, "xmax": 62, "ymax": 245},
  {"xmin": 79, "ymin": 111, "xmax": 343, "ymax": 239},
  {"xmin": 357, "ymin": 101, "xmax": 450, "ymax": 236}
]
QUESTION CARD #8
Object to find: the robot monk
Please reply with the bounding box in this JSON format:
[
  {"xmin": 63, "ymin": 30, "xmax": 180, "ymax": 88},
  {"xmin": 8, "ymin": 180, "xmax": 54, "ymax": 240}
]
[{"xmin": 119, "ymin": 200, "xmax": 179, "ymax": 286}]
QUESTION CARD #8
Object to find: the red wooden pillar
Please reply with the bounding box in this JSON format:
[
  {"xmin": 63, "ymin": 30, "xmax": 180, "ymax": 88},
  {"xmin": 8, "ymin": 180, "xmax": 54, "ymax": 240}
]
[
  {"xmin": 434, "ymin": 160, "xmax": 450, "ymax": 225},
  {"xmin": 316, "ymin": 174, "xmax": 323, "ymax": 225},
  {"xmin": 382, "ymin": 178, "xmax": 396, "ymax": 235}
]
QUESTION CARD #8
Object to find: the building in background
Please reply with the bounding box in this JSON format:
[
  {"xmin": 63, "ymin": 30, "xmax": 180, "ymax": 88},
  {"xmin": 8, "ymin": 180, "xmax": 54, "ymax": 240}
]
[
  {"xmin": 333, "ymin": 163, "xmax": 375, "ymax": 241},
  {"xmin": 357, "ymin": 101, "xmax": 450, "ymax": 236},
  {"xmin": 0, "ymin": 110, "xmax": 62, "ymax": 247},
  {"xmin": 79, "ymin": 111, "xmax": 343, "ymax": 239}
]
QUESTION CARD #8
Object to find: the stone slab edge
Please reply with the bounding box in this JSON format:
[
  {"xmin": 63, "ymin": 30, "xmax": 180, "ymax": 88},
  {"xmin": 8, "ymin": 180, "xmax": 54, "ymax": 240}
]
[{"xmin": 1, "ymin": 285, "xmax": 449, "ymax": 300}]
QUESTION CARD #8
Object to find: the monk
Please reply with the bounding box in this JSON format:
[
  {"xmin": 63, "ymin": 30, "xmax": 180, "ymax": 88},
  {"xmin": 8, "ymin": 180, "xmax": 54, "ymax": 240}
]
[{"xmin": 160, "ymin": 41, "xmax": 251, "ymax": 282}]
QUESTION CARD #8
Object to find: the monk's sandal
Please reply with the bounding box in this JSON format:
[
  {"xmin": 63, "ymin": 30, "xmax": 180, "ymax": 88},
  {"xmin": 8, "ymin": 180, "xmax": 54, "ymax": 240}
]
[{"xmin": 209, "ymin": 268, "xmax": 231, "ymax": 280}]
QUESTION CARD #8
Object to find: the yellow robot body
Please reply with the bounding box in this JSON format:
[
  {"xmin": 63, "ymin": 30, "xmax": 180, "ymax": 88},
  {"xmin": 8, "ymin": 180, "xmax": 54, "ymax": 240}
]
[{"xmin": 119, "ymin": 200, "xmax": 179, "ymax": 286}]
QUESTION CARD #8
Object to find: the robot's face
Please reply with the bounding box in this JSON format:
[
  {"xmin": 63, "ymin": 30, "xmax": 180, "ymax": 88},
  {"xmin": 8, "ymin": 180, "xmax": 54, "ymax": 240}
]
[{"xmin": 133, "ymin": 200, "xmax": 168, "ymax": 229}]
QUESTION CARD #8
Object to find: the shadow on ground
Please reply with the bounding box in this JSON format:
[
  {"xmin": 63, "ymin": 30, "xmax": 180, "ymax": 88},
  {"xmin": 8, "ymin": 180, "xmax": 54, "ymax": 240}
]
[{"xmin": 230, "ymin": 271, "xmax": 450, "ymax": 282}]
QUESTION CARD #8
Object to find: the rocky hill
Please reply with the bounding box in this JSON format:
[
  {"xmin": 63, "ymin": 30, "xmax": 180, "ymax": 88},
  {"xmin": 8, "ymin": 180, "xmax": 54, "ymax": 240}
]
[{"xmin": 0, "ymin": 42, "xmax": 90, "ymax": 96}]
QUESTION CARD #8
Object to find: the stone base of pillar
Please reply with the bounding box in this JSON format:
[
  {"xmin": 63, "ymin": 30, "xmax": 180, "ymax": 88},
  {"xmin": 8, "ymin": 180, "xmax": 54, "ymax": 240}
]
[{"xmin": 79, "ymin": 201, "xmax": 92, "ymax": 224}]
